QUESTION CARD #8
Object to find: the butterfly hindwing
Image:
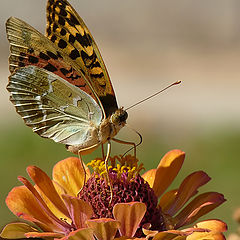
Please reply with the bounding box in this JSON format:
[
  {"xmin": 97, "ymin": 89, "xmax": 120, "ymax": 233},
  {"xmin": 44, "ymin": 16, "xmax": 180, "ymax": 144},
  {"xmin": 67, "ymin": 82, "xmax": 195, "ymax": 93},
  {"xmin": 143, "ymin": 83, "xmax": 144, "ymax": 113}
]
[
  {"xmin": 7, "ymin": 65, "xmax": 102, "ymax": 145},
  {"xmin": 46, "ymin": 0, "xmax": 118, "ymax": 116}
]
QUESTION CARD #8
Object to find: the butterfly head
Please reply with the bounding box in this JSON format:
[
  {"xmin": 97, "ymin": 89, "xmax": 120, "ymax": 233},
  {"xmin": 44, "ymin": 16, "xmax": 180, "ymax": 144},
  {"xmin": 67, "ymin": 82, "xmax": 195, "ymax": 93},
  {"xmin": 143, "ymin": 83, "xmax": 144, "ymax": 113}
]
[{"xmin": 110, "ymin": 108, "xmax": 128, "ymax": 126}]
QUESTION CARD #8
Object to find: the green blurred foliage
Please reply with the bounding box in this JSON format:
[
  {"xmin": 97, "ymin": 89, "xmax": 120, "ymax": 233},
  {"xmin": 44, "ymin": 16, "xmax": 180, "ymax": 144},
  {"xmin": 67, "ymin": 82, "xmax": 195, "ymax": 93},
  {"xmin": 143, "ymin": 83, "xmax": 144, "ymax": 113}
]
[{"xmin": 0, "ymin": 124, "xmax": 239, "ymax": 237}]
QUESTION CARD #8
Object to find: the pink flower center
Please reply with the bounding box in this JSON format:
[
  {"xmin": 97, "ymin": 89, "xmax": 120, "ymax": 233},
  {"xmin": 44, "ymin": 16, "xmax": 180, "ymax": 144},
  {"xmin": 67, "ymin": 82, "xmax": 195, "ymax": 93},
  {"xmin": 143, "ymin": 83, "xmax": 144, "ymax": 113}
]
[{"xmin": 79, "ymin": 170, "xmax": 166, "ymax": 237}]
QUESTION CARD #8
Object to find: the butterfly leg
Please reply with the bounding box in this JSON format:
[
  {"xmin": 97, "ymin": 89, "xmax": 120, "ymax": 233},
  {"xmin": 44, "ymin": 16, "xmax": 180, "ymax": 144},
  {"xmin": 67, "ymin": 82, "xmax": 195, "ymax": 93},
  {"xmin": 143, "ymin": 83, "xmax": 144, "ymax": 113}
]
[
  {"xmin": 101, "ymin": 143, "xmax": 105, "ymax": 158},
  {"xmin": 111, "ymin": 138, "xmax": 137, "ymax": 159},
  {"xmin": 104, "ymin": 140, "xmax": 114, "ymax": 204},
  {"xmin": 77, "ymin": 143, "xmax": 100, "ymax": 195}
]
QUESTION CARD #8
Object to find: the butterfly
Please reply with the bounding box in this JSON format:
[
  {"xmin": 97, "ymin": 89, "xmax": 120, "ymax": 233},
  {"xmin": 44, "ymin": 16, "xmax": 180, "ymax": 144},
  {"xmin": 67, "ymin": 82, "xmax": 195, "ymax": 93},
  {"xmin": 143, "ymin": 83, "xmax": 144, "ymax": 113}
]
[{"xmin": 6, "ymin": 0, "xmax": 132, "ymax": 160}]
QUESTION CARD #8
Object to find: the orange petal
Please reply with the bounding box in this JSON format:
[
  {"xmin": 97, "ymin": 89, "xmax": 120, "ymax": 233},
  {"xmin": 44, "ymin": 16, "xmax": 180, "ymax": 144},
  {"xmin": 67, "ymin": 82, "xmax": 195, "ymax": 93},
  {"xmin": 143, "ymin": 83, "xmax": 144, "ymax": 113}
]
[
  {"xmin": 62, "ymin": 194, "xmax": 93, "ymax": 228},
  {"xmin": 142, "ymin": 223, "xmax": 158, "ymax": 238},
  {"xmin": 113, "ymin": 202, "xmax": 146, "ymax": 237},
  {"xmin": 152, "ymin": 231, "xmax": 186, "ymax": 240},
  {"xmin": 0, "ymin": 223, "xmax": 39, "ymax": 239},
  {"xmin": 158, "ymin": 189, "xmax": 178, "ymax": 213},
  {"xmin": 143, "ymin": 150, "xmax": 185, "ymax": 198},
  {"xmin": 165, "ymin": 171, "xmax": 211, "ymax": 216},
  {"xmin": 18, "ymin": 176, "xmax": 70, "ymax": 231},
  {"xmin": 174, "ymin": 192, "xmax": 226, "ymax": 229},
  {"xmin": 61, "ymin": 228, "xmax": 94, "ymax": 240},
  {"xmin": 141, "ymin": 169, "xmax": 157, "ymax": 188},
  {"xmin": 114, "ymin": 237, "xmax": 146, "ymax": 240},
  {"xmin": 194, "ymin": 220, "xmax": 227, "ymax": 232},
  {"xmin": 6, "ymin": 186, "xmax": 60, "ymax": 232},
  {"xmin": 53, "ymin": 157, "xmax": 90, "ymax": 196},
  {"xmin": 186, "ymin": 231, "xmax": 226, "ymax": 240},
  {"xmin": 25, "ymin": 231, "xmax": 64, "ymax": 238},
  {"xmin": 35, "ymin": 184, "xmax": 72, "ymax": 225},
  {"xmin": 27, "ymin": 166, "xmax": 69, "ymax": 218},
  {"xmin": 86, "ymin": 218, "xmax": 120, "ymax": 240}
]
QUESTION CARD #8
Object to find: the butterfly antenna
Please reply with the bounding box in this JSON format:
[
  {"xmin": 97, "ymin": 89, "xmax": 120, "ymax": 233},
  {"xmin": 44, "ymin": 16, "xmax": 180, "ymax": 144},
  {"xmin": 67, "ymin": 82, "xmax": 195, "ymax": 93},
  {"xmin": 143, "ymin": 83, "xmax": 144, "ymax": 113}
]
[
  {"xmin": 121, "ymin": 125, "xmax": 143, "ymax": 157},
  {"xmin": 125, "ymin": 80, "xmax": 181, "ymax": 111}
]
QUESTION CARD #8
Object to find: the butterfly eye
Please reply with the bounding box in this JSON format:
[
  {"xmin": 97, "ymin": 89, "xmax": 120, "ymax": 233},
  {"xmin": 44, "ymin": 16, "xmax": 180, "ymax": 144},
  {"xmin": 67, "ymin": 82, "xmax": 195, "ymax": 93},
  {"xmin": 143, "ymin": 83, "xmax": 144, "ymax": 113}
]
[
  {"xmin": 119, "ymin": 110, "xmax": 128, "ymax": 123},
  {"xmin": 110, "ymin": 109, "xmax": 128, "ymax": 125}
]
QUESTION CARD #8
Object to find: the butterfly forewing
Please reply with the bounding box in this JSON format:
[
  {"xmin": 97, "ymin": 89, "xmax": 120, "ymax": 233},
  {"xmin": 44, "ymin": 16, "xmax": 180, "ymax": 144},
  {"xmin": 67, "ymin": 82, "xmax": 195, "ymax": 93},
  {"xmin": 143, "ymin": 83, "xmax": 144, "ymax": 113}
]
[
  {"xmin": 46, "ymin": 0, "xmax": 118, "ymax": 116},
  {"xmin": 8, "ymin": 65, "xmax": 102, "ymax": 145},
  {"xmin": 6, "ymin": 17, "xmax": 101, "ymax": 109}
]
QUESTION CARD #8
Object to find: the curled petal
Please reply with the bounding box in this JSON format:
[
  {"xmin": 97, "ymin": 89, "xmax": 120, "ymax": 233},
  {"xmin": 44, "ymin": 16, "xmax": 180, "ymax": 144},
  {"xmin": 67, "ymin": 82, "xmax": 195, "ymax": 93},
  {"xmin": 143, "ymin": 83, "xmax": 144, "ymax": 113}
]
[
  {"xmin": 53, "ymin": 157, "xmax": 90, "ymax": 196},
  {"xmin": 27, "ymin": 166, "xmax": 69, "ymax": 218},
  {"xmin": 35, "ymin": 184, "xmax": 72, "ymax": 225},
  {"xmin": 143, "ymin": 150, "xmax": 185, "ymax": 198},
  {"xmin": 142, "ymin": 223, "xmax": 158, "ymax": 238},
  {"xmin": 164, "ymin": 171, "xmax": 211, "ymax": 216},
  {"xmin": 62, "ymin": 194, "xmax": 93, "ymax": 229},
  {"xmin": 86, "ymin": 218, "xmax": 120, "ymax": 240},
  {"xmin": 194, "ymin": 220, "xmax": 227, "ymax": 232},
  {"xmin": 158, "ymin": 189, "xmax": 178, "ymax": 213},
  {"xmin": 0, "ymin": 223, "xmax": 39, "ymax": 239},
  {"xmin": 18, "ymin": 176, "xmax": 70, "ymax": 231},
  {"xmin": 174, "ymin": 192, "xmax": 226, "ymax": 229},
  {"xmin": 113, "ymin": 202, "xmax": 146, "ymax": 237},
  {"xmin": 6, "ymin": 186, "xmax": 60, "ymax": 232}
]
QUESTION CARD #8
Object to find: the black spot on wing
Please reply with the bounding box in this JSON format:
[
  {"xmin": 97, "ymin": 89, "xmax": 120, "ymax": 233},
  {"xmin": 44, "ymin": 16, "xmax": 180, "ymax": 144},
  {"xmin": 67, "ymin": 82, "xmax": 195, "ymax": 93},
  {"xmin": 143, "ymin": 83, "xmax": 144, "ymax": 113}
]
[
  {"xmin": 66, "ymin": 13, "xmax": 79, "ymax": 27},
  {"xmin": 69, "ymin": 49, "xmax": 80, "ymax": 60},
  {"xmin": 90, "ymin": 61, "xmax": 101, "ymax": 69},
  {"xmin": 69, "ymin": 34, "xmax": 75, "ymax": 44},
  {"xmin": 75, "ymin": 83, "xmax": 87, "ymax": 88},
  {"xmin": 76, "ymin": 33, "xmax": 91, "ymax": 47},
  {"xmin": 47, "ymin": 16, "xmax": 52, "ymax": 24},
  {"xmin": 46, "ymin": 51, "xmax": 58, "ymax": 60},
  {"xmin": 56, "ymin": 0, "xmax": 66, "ymax": 8},
  {"xmin": 18, "ymin": 56, "xmax": 25, "ymax": 62},
  {"xmin": 60, "ymin": 28, "xmax": 67, "ymax": 36},
  {"xmin": 81, "ymin": 51, "xmax": 97, "ymax": 68},
  {"xmin": 53, "ymin": 23, "xmax": 58, "ymax": 32},
  {"xmin": 60, "ymin": 68, "xmax": 69, "ymax": 75},
  {"xmin": 58, "ymin": 39, "xmax": 67, "ymax": 49},
  {"xmin": 44, "ymin": 63, "xmax": 57, "ymax": 72},
  {"xmin": 56, "ymin": 51, "xmax": 63, "ymax": 59},
  {"xmin": 50, "ymin": 35, "xmax": 57, "ymax": 43},
  {"xmin": 90, "ymin": 72, "xmax": 104, "ymax": 80},
  {"xmin": 28, "ymin": 55, "xmax": 39, "ymax": 64},
  {"xmin": 28, "ymin": 48, "xmax": 34, "ymax": 54},
  {"xmin": 52, "ymin": 13, "xmax": 56, "ymax": 21},
  {"xmin": 39, "ymin": 52, "xmax": 50, "ymax": 61},
  {"xmin": 60, "ymin": 8, "xmax": 67, "ymax": 17},
  {"xmin": 46, "ymin": 27, "xmax": 51, "ymax": 36},
  {"xmin": 58, "ymin": 16, "xmax": 65, "ymax": 26}
]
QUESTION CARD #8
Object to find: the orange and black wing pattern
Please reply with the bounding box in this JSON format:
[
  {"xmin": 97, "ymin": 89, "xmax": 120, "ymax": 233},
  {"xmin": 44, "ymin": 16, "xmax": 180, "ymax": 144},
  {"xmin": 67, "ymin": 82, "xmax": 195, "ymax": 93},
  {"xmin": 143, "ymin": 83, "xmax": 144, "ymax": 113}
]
[{"xmin": 46, "ymin": 0, "xmax": 118, "ymax": 117}]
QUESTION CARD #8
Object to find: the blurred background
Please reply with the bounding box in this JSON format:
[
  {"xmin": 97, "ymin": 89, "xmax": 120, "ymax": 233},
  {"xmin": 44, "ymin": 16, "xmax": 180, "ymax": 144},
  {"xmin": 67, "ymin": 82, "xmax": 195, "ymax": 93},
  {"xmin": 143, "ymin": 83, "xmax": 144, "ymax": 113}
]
[{"xmin": 0, "ymin": 0, "xmax": 240, "ymax": 236}]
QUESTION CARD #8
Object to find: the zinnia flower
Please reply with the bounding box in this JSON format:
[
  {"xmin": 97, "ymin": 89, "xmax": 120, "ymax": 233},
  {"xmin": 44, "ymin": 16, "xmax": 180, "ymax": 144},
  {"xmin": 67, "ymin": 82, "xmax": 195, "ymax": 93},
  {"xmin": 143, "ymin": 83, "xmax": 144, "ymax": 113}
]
[{"xmin": 1, "ymin": 149, "xmax": 227, "ymax": 239}]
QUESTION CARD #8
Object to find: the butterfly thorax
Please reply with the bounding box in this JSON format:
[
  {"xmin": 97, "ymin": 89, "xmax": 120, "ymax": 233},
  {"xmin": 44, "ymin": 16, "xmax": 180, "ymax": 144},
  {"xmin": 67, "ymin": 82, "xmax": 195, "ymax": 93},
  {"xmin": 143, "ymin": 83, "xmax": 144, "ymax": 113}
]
[
  {"xmin": 110, "ymin": 108, "xmax": 128, "ymax": 126},
  {"xmin": 98, "ymin": 108, "xmax": 128, "ymax": 143}
]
